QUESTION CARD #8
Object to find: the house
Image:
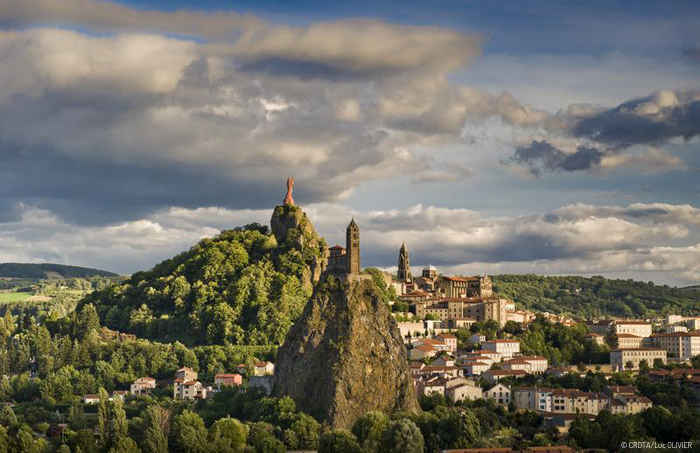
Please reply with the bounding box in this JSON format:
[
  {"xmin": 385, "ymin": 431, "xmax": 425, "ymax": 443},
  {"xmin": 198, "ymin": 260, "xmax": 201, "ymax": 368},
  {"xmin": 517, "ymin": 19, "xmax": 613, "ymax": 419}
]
[
  {"xmin": 175, "ymin": 367, "xmax": 198, "ymax": 381},
  {"xmin": 254, "ymin": 362, "xmax": 275, "ymax": 376},
  {"xmin": 585, "ymin": 333, "xmax": 605, "ymax": 345},
  {"xmin": 468, "ymin": 333, "xmax": 486, "ymax": 344},
  {"xmin": 483, "ymin": 383, "xmax": 511, "ymax": 406},
  {"xmin": 112, "ymin": 390, "xmax": 128, "ymax": 401},
  {"xmin": 214, "ymin": 373, "xmax": 243, "ymax": 388},
  {"xmin": 409, "ymin": 363, "xmax": 426, "ymax": 376},
  {"xmin": 446, "ymin": 382, "xmax": 483, "ymax": 403},
  {"xmin": 435, "ymin": 334, "xmax": 457, "ymax": 352},
  {"xmin": 418, "ymin": 379, "xmax": 446, "ymax": 397},
  {"xmin": 410, "ymin": 344, "xmax": 439, "ymax": 360},
  {"xmin": 174, "ymin": 368, "xmax": 206, "ymax": 400},
  {"xmin": 433, "ymin": 356, "xmax": 456, "ymax": 367},
  {"xmin": 462, "ymin": 361, "xmax": 489, "ymax": 377},
  {"xmin": 610, "ymin": 348, "xmax": 667, "ymax": 371},
  {"xmin": 83, "ymin": 394, "xmax": 100, "ymax": 404},
  {"xmin": 481, "ymin": 339, "xmax": 520, "ymax": 359},
  {"xmin": 412, "ymin": 338, "xmax": 450, "ymax": 352},
  {"xmin": 513, "ymin": 387, "xmax": 554, "ymax": 412},
  {"xmin": 130, "ymin": 377, "xmax": 156, "ymax": 396},
  {"xmin": 482, "ymin": 369, "xmax": 528, "ymax": 384},
  {"xmin": 174, "ymin": 380, "xmax": 207, "ymax": 400},
  {"xmin": 501, "ymin": 356, "xmax": 548, "ymax": 374},
  {"xmin": 423, "ymin": 365, "xmax": 462, "ymax": 379},
  {"xmin": 586, "ymin": 320, "xmax": 613, "ymax": 335}
]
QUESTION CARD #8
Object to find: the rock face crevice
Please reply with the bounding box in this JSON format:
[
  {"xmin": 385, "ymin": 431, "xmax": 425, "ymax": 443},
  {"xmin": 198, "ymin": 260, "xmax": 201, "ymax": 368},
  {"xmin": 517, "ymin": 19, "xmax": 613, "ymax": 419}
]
[{"xmin": 273, "ymin": 275, "xmax": 418, "ymax": 428}]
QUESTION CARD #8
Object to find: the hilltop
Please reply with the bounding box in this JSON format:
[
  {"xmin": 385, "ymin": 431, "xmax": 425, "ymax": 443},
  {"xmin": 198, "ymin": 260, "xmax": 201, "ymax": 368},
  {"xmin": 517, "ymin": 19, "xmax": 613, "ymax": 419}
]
[
  {"xmin": 81, "ymin": 206, "xmax": 329, "ymax": 346},
  {"xmin": 492, "ymin": 274, "xmax": 700, "ymax": 319},
  {"xmin": 0, "ymin": 262, "xmax": 118, "ymax": 280}
]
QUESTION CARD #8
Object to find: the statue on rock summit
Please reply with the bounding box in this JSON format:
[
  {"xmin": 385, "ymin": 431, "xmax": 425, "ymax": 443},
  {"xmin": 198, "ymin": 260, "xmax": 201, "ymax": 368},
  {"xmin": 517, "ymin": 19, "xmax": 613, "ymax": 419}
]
[{"xmin": 284, "ymin": 177, "xmax": 295, "ymax": 205}]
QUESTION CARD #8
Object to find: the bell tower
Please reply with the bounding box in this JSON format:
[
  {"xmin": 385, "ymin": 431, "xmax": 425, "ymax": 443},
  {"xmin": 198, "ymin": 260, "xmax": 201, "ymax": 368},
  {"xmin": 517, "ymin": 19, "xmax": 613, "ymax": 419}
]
[
  {"xmin": 346, "ymin": 218, "xmax": 360, "ymax": 274},
  {"xmin": 397, "ymin": 242, "xmax": 411, "ymax": 283}
]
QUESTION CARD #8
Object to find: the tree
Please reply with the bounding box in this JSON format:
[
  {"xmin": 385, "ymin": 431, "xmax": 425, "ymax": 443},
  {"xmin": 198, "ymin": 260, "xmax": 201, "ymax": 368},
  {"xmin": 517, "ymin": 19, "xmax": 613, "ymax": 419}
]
[
  {"xmin": 209, "ymin": 417, "xmax": 247, "ymax": 453},
  {"xmin": 98, "ymin": 387, "xmax": 111, "ymax": 448},
  {"xmin": 318, "ymin": 429, "xmax": 362, "ymax": 453},
  {"xmin": 69, "ymin": 402, "xmax": 86, "ymax": 430},
  {"xmin": 111, "ymin": 396, "xmax": 128, "ymax": 444},
  {"xmin": 0, "ymin": 405, "xmax": 17, "ymax": 427},
  {"xmin": 352, "ymin": 411, "xmax": 389, "ymax": 453},
  {"xmin": 639, "ymin": 359, "xmax": 650, "ymax": 374},
  {"xmin": 172, "ymin": 410, "xmax": 208, "ymax": 453},
  {"xmin": 604, "ymin": 329, "xmax": 619, "ymax": 349},
  {"xmin": 109, "ymin": 438, "xmax": 141, "ymax": 453},
  {"xmin": 382, "ymin": 419, "xmax": 424, "ymax": 453},
  {"xmin": 143, "ymin": 405, "xmax": 170, "ymax": 453},
  {"xmin": 286, "ymin": 413, "xmax": 320, "ymax": 450},
  {"xmin": 625, "ymin": 361, "xmax": 634, "ymax": 371},
  {"xmin": 78, "ymin": 304, "xmax": 101, "ymax": 339}
]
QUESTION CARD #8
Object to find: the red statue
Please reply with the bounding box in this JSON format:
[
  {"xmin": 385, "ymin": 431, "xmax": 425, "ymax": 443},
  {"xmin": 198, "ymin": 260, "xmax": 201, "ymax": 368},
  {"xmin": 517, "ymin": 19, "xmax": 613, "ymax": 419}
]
[{"xmin": 284, "ymin": 177, "xmax": 295, "ymax": 205}]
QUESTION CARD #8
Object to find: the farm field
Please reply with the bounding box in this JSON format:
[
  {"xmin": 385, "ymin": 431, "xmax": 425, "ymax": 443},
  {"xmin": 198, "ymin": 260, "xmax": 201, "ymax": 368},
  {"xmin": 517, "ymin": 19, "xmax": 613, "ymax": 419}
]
[{"xmin": 0, "ymin": 291, "xmax": 33, "ymax": 303}]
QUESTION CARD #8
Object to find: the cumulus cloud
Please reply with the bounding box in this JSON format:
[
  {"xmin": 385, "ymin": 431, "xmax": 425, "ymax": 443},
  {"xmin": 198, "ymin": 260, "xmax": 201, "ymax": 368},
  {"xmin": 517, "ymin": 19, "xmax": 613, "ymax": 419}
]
[{"xmin": 2, "ymin": 202, "xmax": 698, "ymax": 285}]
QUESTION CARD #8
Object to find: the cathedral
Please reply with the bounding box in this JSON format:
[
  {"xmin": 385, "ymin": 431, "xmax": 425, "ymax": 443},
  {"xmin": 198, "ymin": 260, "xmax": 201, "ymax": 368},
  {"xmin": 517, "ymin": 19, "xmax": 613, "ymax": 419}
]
[{"xmin": 328, "ymin": 219, "xmax": 361, "ymax": 275}]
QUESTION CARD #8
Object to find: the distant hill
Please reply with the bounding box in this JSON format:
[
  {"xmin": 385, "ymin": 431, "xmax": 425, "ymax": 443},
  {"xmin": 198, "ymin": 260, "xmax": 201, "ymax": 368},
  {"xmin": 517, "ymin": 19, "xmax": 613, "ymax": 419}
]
[
  {"xmin": 492, "ymin": 274, "xmax": 700, "ymax": 319},
  {"xmin": 0, "ymin": 262, "xmax": 118, "ymax": 279}
]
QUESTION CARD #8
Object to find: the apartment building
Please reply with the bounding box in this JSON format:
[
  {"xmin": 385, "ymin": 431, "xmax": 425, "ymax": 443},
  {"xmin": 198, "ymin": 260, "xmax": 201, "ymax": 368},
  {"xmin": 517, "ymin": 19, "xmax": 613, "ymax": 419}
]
[
  {"xmin": 647, "ymin": 332, "xmax": 700, "ymax": 360},
  {"xmin": 610, "ymin": 348, "xmax": 667, "ymax": 371}
]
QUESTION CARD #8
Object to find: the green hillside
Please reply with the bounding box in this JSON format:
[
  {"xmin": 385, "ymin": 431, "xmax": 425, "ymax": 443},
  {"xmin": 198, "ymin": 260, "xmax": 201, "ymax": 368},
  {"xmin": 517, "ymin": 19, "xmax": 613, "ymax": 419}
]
[
  {"xmin": 0, "ymin": 262, "xmax": 118, "ymax": 279},
  {"xmin": 492, "ymin": 274, "xmax": 700, "ymax": 319},
  {"xmin": 82, "ymin": 206, "xmax": 328, "ymax": 346}
]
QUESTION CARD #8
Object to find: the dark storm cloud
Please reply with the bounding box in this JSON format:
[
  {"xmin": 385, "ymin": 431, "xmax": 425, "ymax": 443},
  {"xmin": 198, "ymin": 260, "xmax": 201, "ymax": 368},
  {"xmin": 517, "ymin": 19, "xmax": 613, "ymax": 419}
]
[
  {"xmin": 504, "ymin": 90, "xmax": 699, "ymax": 175},
  {"xmin": 507, "ymin": 140, "xmax": 603, "ymax": 175},
  {"xmin": 570, "ymin": 90, "xmax": 700, "ymax": 146}
]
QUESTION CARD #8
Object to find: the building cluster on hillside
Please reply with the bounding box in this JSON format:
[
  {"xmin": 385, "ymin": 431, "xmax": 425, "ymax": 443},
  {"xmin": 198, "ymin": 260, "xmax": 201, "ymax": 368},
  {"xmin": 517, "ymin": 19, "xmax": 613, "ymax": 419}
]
[
  {"xmin": 85, "ymin": 361, "xmax": 275, "ymax": 404},
  {"xmin": 392, "ymin": 243, "xmax": 536, "ymax": 327}
]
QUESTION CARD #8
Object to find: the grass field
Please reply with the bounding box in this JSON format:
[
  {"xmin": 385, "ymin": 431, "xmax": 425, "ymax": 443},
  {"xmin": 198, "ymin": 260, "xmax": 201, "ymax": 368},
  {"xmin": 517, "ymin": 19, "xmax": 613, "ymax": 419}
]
[{"xmin": 0, "ymin": 291, "xmax": 33, "ymax": 303}]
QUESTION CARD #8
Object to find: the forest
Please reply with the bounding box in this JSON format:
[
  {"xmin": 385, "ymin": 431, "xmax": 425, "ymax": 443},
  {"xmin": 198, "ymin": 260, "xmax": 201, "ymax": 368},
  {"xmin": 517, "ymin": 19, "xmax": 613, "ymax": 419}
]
[
  {"xmin": 492, "ymin": 274, "xmax": 700, "ymax": 319},
  {"xmin": 0, "ymin": 264, "xmax": 117, "ymax": 280}
]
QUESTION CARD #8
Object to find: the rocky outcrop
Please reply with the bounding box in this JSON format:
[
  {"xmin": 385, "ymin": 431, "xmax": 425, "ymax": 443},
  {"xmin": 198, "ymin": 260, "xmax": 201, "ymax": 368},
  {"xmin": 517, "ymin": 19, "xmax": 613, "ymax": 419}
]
[
  {"xmin": 270, "ymin": 204, "xmax": 329, "ymax": 288},
  {"xmin": 273, "ymin": 275, "xmax": 419, "ymax": 429}
]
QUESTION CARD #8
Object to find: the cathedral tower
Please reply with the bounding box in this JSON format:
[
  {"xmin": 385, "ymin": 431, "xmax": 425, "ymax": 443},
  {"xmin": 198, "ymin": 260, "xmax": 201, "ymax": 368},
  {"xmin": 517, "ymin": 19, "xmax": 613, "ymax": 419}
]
[
  {"xmin": 346, "ymin": 218, "xmax": 360, "ymax": 274},
  {"xmin": 397, "ymin": 242, "xmax": 411, "ymax": 283}
]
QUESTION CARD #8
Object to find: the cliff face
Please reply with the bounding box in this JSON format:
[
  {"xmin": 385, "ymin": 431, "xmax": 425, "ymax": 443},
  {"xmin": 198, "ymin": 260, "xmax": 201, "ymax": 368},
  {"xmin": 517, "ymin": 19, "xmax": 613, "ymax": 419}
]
[
  {"xmin": 270, "ymin": 204, "xmax": 329, "ymax": 288},
  {"xmin": 273, "ymin": 275, "xmax": 419, "ymax": 429}
]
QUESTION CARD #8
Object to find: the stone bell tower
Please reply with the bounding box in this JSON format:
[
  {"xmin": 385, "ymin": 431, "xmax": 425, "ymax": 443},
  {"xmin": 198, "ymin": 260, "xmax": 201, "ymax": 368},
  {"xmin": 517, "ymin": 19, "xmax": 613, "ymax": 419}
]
[
  {"xmin": 346, "ymin": 218, "xmax": 360, "ymax": 274},
  {"xmin": 397, "ymin": 242, "xmax": 411, "ymax": 283}
]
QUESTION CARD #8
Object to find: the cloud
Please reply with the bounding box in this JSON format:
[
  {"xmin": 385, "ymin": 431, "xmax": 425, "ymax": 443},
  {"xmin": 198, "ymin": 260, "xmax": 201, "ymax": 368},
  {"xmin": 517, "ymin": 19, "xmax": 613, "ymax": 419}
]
[
  {"xmin": 506, "ymin": 140, "xmax": 603, "ymax": 175},
  {"xmin": 503, "ymin": 90, "xmax": 698, "ymax": 175},
  {"xmin": 684, "ymin": 47, "xmax": 700, "ymax": 61},
  {"xmin": 2, "ymin": 202, "xmax": 698, "ymax": 286}
]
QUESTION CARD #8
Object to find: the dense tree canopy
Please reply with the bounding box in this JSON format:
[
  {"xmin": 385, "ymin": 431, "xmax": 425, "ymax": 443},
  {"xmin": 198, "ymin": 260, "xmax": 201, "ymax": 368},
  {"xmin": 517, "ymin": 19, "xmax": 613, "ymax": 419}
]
[
  {"xmin": 82, "ymin": 224, "xmax": 322, "ymax": 346},
  {"xmin": 493, "ymin": 274, "xmax": 700, "ymax": 319}
]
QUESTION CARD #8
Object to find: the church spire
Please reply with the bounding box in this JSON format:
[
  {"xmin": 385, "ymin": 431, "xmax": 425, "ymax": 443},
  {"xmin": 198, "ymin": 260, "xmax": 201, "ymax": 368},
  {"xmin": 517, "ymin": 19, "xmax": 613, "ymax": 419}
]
[{"xmin": 397, "ymin": 242, "xmax": 411, "ymax": 283}]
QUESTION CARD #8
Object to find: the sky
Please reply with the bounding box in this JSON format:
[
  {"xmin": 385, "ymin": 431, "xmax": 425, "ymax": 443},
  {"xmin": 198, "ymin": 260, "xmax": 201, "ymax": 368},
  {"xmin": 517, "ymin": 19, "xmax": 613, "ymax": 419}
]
[{"xmin": 0, "ymin": 0, "xmax": 699, "ymax": 286}]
